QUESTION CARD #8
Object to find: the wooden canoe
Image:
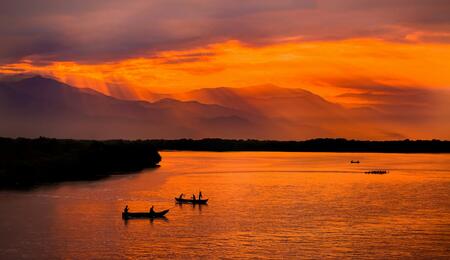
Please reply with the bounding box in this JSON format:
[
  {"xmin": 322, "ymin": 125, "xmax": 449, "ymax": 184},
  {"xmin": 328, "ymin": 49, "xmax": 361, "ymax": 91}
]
[
  {"xmin": 365, "ymin": 170, "xmax": 388, "ymax": 174},
  {"xmin": 122, "ymin": 209, "xmax": 169, "ymax": 219},
  {"xmin": 175, "ymin": 197, "xmax": 208, "ymax": 204}
]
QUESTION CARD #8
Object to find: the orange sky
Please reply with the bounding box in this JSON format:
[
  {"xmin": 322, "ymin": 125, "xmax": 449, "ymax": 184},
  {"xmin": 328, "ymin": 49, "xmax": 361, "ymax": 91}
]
[
  {"xmin": 2, "ymin": 38, "xmax": 449, "ymax": 107},
  {"xmin": 1, "ymin": 1, "xmax": 450, "ymax": 139}
]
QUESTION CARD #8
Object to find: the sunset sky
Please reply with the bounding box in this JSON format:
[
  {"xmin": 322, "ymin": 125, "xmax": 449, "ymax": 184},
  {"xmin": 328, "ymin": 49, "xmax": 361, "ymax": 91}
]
[{"xmin": 1, "ymin": 0, "xmax": 450, "ymax": 139}]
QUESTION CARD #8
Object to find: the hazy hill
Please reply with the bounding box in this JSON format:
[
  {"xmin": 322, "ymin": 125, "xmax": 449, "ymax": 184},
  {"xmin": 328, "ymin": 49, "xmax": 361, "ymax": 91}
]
[
  {"xmin": 173, "ymin": 84, "xmax": 343, "ymax": 118},
  {"xmin": 1, "ymin": 76, "xmax": 437, "ymax": 140},
  {"xmin": 169, "ymin": 84, "xmax": 399, "ymax": 139},
  {"xmin": 0, "ymin": 76, "xmax": 265, "ymax": 139}
]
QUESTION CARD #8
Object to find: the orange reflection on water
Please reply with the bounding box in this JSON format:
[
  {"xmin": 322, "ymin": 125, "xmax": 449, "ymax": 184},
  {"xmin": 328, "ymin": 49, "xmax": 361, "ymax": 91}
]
[{"xmin": 1, "ymin": 152, "xmax": 449, "ymax": 258}]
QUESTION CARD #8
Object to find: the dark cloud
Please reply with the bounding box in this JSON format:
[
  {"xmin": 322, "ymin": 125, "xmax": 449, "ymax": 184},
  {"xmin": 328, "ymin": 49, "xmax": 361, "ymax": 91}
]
[
  {"xmin": 0, "ymin": 0, "xmax": 449, "ymax": 64},
  {"xmin": 333, "ymin": 78, "xmax": 447, "ymax": 124},
  {"xmin": 337, "ymin": 82, "xmax": 433, "ymax": 104},
  {"xmin": 158, "ymin": 51, "xmax": 215, "ymax": 64}
]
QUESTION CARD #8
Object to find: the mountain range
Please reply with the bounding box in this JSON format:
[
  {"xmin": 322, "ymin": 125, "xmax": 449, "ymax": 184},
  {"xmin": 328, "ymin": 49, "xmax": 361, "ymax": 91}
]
[{"xmin": 0, "ymin": 75, "xmax": 436, "ymax": 140}]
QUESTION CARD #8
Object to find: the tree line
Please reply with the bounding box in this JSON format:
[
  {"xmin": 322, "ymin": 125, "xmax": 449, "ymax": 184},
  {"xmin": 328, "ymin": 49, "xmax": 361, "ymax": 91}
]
[
  {"xmin": 146, "ymin": 138, "xmax": 450, "ymax": 153},
  {"xmin": 0, "ymin": 137, "xmax": 161, "ymax": 189}
]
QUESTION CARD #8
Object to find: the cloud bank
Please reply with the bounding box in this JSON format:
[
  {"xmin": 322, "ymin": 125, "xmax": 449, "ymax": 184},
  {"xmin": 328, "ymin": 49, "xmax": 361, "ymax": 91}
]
[{"xmin": 1, "ymin": 0, "xmax": 450, "ymax": 63}]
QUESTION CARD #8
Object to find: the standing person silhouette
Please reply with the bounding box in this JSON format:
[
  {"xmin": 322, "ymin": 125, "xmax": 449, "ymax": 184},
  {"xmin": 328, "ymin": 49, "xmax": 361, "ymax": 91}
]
[
  {"xmin": 150, "ymin": 205, "xmax": 155, "ymax": 214},
  {"xmin": 199, "ymin": 191, "xmax": 203, "ymax": 200},
  {"xmin": 192, "ymin": 194, "xmax": 196, "ymax": 201}
]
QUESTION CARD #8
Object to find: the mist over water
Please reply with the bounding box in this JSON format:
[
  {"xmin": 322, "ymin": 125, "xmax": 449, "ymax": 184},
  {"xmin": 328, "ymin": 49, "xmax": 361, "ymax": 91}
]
[{"xmin": 1, "ymin": 152, "xmax": 449, "ymax": 259}]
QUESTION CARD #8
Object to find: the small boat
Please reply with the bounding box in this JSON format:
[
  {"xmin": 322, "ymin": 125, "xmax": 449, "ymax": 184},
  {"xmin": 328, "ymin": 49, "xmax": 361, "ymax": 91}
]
[
  {"xmin": 175, "ymin": 197, "xmax": 208, "ymax": 204},
  {"xmin": 351, "ymin": 160, "xmax": 360, "ymax": 163},
  {"xmin": 365, "ymin": 170, "xmax": 388, "ymax": 174},
  {"xmin": 122, "ymin": 209, "xmax": 169, "ymax": 219}
]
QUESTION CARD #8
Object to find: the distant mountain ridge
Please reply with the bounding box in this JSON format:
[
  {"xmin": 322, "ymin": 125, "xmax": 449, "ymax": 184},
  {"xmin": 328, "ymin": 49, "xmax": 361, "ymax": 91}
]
[
  {"xmin": 1, "ymin": 75, "xmax": 434, "ymax": 140},
  {"xmin": 0, "ymin": 76, "xmax": 266, "ymax": 139}
]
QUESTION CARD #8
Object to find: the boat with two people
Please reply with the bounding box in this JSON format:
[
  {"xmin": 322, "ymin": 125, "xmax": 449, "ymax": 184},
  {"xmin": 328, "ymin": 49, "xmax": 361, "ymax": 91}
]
[{"xmin": 122, "ymin": 205, "xmax": 170, "ymax": 219}]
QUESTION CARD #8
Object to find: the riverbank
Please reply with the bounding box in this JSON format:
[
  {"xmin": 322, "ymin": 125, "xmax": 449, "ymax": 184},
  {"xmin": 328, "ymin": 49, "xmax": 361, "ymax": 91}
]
[
  {"xmin": 2, "ymin": 137, "xmax": 449, "ymax": 189},
  {"xmin": 0, "ymin": 137, "xmax": 161, "ymax": 189}
]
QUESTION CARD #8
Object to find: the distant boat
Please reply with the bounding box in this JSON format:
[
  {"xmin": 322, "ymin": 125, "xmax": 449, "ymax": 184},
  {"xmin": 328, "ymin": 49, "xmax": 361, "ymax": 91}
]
[
  {"xmin": 122, "ymin": 209, "xmax": 169, "ymax": 219},
  {"xmin": 175, "ymin": 197, "xmax": 208, "ymax": 204},
  {"xmin": 365, "ymin": 170, "xmax": 388, "ymax": 174},
  {"xmin": 351, "ymin": 160, "xmax": 360, "ymax": 163}
]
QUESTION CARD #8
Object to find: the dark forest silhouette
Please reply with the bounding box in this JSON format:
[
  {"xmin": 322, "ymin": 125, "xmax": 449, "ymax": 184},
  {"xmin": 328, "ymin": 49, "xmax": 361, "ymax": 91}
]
[
  {"xmin": 147, "ymin": 138, "xmax": 450, "ymax": 153},
  {"xmin": 0, "ymin": 137, "xmax": 161, "ymax": 189}
]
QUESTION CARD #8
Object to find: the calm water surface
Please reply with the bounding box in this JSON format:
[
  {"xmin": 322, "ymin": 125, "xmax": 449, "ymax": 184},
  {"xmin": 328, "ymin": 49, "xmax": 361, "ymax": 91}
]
[{"xmin": 1, "ymin": 152, "xmax": 450, "ymax": 259}]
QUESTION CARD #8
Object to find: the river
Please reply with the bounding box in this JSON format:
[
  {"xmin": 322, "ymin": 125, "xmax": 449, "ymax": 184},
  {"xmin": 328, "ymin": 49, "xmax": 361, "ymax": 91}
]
[{"xmin": 1, "ymin": 152, "xmax": 449, "ymax": 259}]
